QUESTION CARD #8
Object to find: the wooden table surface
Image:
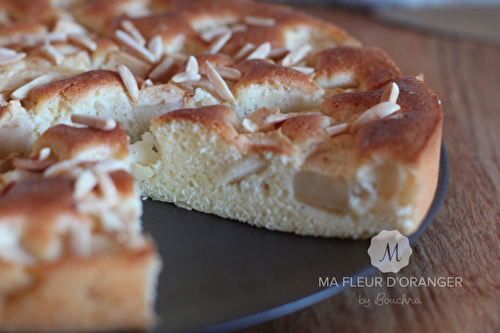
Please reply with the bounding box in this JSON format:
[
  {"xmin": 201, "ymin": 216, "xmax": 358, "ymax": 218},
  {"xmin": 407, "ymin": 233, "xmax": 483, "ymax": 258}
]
[{"xmin": 237, "ymin": 6, "xmax": 500, "ymax": 333}]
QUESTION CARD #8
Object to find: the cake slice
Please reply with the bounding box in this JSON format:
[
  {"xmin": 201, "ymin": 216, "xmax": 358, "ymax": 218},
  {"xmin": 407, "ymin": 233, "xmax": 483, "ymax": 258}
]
[
  {"xmin": 0, "ymin": 118, "xmax": 161, "ymax": 332},
  {"xmin": 133, "ymin": 76, "xmax": 442, "ymax": 238}
]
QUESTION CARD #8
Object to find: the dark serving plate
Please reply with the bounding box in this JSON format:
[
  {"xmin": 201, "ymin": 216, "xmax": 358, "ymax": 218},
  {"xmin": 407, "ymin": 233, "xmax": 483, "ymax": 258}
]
[{"xmin": 142, "ymin": 142, "xmax": 449, "ymax": 333}]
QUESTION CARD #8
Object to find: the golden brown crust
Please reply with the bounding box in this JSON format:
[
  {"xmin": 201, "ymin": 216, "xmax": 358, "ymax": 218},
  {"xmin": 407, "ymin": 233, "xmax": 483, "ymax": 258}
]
[
  {"xmin": 29, "ymin": 70, "xmax": 125, "ymax": 105},
  {"xmin": 154, "ymin": 105, "xmax": 298, "ymax": 156},
  {"xmin": 356, "ymin": 77, "xmax": 442, "ymax": 163},
  {"xmin": 32, "ymin": 124, "xmax": 130, "ymax": 162},
  {"xmin": 319, "ymin": 77, "xmax": 442, "ymax": 164},
  {"xmin": 234, "ymin": 59, "xmax": 322, "ymax": 95},
  {"xmin": 0, "ymin": 0, "xmax": 58, "ymax": 25},
  {"xmin": 74, "ymin": 0, "xmax": 148, "ymax": 34},
  {"xmin": 154, "ymin": 104, "xmax": 239, "ymax": 141},
  {"xmin": 312, "ymin": 46, "xmax": 403, "ymax": 90},
  {"xmin": 0, "ymin": 22, "xmax": 48, "ymax": 37},
  {"xmin": 280, "ymin": 113, "xmax": 331, "ymax": 150}
]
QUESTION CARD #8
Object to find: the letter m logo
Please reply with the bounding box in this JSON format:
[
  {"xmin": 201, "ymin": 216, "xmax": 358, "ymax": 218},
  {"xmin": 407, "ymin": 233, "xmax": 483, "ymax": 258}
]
[
  {"xmin": 368, "ymin": 230, "xmax": 412, "ymax": 273},
  {"xmin": 379, "ymin": 243, "xmax": 402, "ymax": 262}
]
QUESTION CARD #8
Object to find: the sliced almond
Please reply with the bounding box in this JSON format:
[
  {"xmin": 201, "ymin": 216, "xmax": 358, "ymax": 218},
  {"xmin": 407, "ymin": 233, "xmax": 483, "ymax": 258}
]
[
  {"xmin": 52, "ymin": 17, "xmax": 86, "ymax": 34},
  {"xmin": 92, "ymin": 159, "xmax": 127, "ymax": 174},
  {"xmin": 148, "ymin": 56, "xmax": 175, "ymax": 81},
  {"xmin": 209, "ymin": 31, "xmax": 232, "ymax": 54},
  {"xmin": 201, "ymin": 26, "xmax": 231, "ymax": 42},
  {"xmin": 244, "ymin": 16, "xmax": 276, "ymax": 26},
  {"xmin": 147, "ymin": 35, "xmax": 163, "ymax": 63},
  {"xmin": 35, "ymin": 147, "xmax": 51, "ymax": 161},
  {"xmin": 71, "ymin": 114, "xmax": 117, "ymax": 131},
  {"xmin": 12, "ymin": 158, "xmax": 55, "ymax": 172},
  {"xmin": 281, "ymin": 43, "xmax": 312, "ymax": 67},
  {"xmin": 115, "ymin": 29, "xmax": 155, "ymax": 63},
  {"xmin": 73, "ymin": 169, "xmax": 98, "ymax": 200},
  {"xmin": 350, "ymin": 102, "xmax": 401, "ymax": 133},
  {"xmin": 291, "ymin": 66, "xmax": 315, "ymax": 75},
  {"xmin": 0, "ymin": 32, "xmax": 66, "ymax": 48},
  {"xmin": 214, "ymin": 66, "xmax": 241, "ymax": 81},
  {"xmin": 325, "ymin": 123, "xmax": 349, "ymax": 136},
  {"xmin": 68, "ymin": 34, "xmax": 97, "ymax": 52},
  {"xmin": 106, "ymin": 51, "xmax": 149, "ymax": 78},
  {"xmin": 219, "ymin": 156, "xmax": 268, "ymax": 184},
  {"xmin": 11, "ymin": 74, "xmax": 53, "ymax": 100},
  {"xmin": 234, "ymin": 43, "xmax": 255, "ymax": 60},
  {"xmin": 117, "ymin": 63, "xmax": 139, "ymax": 102},
  {"xmin": 141, "ymin": 79, "xmax": 154, "ymax": 89},
  {"xmin": 246, "ymin": 42, "xmax": 271, "ymax": 60},
  {"xmin": 244, "ymin": 107, "xmax": 280, "ymax": 129},
  {"xmin": 121, "ymin": 19, "xmax": 146, "ymax": 46},
  {"xmin": 43, "ymin": 159, "xmax": 83, "ymax": 178},
  {"xmin": 0, "ymin": 32, "xmax": 67, "ymax": 48},
  {"xmin": 380, "ymin": 82, "xmax": 400, "ymax": 104},
  {"xmin": 95, "ymin": 170, "xmax": 117, "ymax": 200},
  {"xmin": 264, "ymin": 113, "xmax": 288, "ymax": 125},
  {"xmin": 205, "ymin": 61, "xmax": 236, "ymax": 103},
  {"xmin": 416, "ymin": 73, "xmax": 425, "ymax": 82},
  {"xmin": 0, "ymin": 47, "xmax": 16, "ymax": 57},
  {"xmin": 0, "ymin": 52, "xmax": 26, "ymax": 66},
  {"xmin": 242, "ymin": 118, "xmax": 258, "ymax": 133},
  {"xmin": 171, "ymin": 71, "xmax": 201, "ymax": 83},
  {"xmin": 41, "ymin": 44, "xmax": 64, "ymax": 66},
  {"xmin": 185, "ymin": 55, "xmax": 199, "ymax": 73},
  {"xmin": 230, "ymin": 24, "xmax": 248, "ymax": 33}
]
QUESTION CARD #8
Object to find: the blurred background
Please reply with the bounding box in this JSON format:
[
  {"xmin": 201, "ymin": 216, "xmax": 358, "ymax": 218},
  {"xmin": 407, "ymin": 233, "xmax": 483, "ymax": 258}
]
[
  {"xmin": 269, "ymin": 0, "xmax": 500, "ymax": 44},
  {"xmin": 270, "ymin": 0, "xmax": 500, "ymax": 8}
]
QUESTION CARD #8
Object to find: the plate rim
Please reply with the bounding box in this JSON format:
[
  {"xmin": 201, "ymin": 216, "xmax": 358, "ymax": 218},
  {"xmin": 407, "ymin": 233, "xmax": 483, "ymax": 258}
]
[{"xmin": 172, "ymin": 141, "xmax": 450, "ymax": 333}]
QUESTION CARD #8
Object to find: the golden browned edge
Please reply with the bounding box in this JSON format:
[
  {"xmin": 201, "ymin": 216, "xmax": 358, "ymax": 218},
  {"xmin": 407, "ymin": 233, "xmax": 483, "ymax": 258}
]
[
  {"xmin": 154, "ymin": 104, "xmax": 240, "ymax": 141},
  {"xmin": 28, "ymin": 70, "xmax": 125, "ymax": 105},
  {"xmin": 32, "ymin": 124, "xmax": 130, "ymax": 162},
  {"xmin": 410, "ymin": 117, "xmax": 442, "ymax": 233},
  {"xmin": 233, "ymin": 59, "xmax": 322, "ymax": 94},
  {"xmin": 0, "ymin": 0, "xmax": 58, "ymax": 26},
  {"xmin": 312, "ymin": 46, "xmax": 404, "ymax": 90},
  {"xmin": 0, "ymin": 239, "xmax": 160, "ymax": 332}
]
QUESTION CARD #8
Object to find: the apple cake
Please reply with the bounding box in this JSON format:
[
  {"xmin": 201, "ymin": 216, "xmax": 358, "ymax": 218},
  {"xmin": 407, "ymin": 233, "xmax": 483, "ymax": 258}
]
[{"xmin": 0, "ymin": 0, "xmax": 443, "ymax": 330}]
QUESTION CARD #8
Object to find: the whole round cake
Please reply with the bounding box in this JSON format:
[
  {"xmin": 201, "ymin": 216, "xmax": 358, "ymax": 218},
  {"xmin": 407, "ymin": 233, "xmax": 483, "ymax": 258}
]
[{"xmin": 0, "ymin": 0, "xmax": 443, "ymax": 331}]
